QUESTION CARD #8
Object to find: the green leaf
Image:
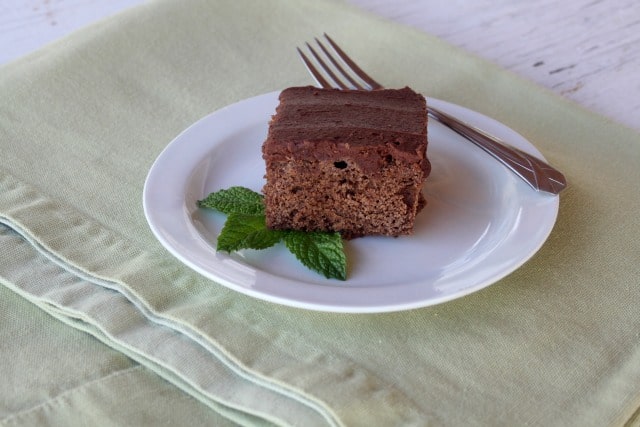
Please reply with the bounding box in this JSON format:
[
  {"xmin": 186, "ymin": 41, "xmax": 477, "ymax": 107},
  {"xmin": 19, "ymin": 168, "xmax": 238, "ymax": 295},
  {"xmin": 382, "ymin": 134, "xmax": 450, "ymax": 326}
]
[
  {"xmin": 197, "ymin": 186, "xmax": 349, "ymax": 280},
  {"xmin": 283, "ymin": 230, "xmax": 347, "ymax": 281},
  {"xmin": 217, "ymin": 213, "xmax": 284, "ymax": 252},
  {"xmin": 197, "ymin": 186, "xmax": 264, "ymax": 215}
]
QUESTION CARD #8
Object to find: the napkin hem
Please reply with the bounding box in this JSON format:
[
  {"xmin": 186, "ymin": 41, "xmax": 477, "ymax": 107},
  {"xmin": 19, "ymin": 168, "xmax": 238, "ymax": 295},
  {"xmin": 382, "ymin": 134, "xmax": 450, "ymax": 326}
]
[{"xmin": 0, "ymin": 172, "xmax": 345, "ymax": 427}]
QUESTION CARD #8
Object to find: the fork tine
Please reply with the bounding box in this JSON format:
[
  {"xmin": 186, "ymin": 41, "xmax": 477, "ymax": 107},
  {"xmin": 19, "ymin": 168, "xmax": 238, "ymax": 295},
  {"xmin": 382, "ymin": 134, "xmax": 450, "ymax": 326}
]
[
  {"xmin": 322, "ymin": 33, "xmax": 383, "ymax": 90},
  {"xmin": 296, "ymin": 47, "xmax": 332, "ymax": 89},
  {"xmin": 298, "ymin": 34, "xmax": 382, "ymax": 91},
  {"xmin": 304, "ymin": 42, "xmax": 350, "ymax": 90},
  {"xmin": 314, "ymin": 37, "xmax": 364, "ymax": 90}
]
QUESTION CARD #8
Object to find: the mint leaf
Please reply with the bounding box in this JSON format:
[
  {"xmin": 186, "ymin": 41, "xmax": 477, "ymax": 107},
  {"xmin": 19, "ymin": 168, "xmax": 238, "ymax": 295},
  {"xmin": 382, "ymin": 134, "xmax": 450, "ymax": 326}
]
[
  {"xmin": 198, "ymin": 186, "xmax": 348, "ymax": 280},
  {"xmin": 197, "ymin": 186, "xmax": 264, "ymax": 215},
  {"xmin": 217, "ymin": 213, "xmax": 283, "ymax": 252},
  {"xmin": 283, "ymin": 230, "xmax": 346, "ymax": 280}
]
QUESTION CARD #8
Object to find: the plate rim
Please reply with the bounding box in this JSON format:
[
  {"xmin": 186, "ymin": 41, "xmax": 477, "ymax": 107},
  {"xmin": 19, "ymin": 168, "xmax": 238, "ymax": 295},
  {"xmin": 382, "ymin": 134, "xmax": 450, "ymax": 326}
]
[{"xmin": 143, "ymin": 91, "xmax": 559, "ymax": 313}]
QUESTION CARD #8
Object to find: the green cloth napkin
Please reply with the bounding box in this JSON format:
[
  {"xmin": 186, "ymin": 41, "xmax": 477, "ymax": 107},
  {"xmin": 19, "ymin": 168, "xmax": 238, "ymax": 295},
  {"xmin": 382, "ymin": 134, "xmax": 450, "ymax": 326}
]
[{"xmin": 1, "ymin": 0, "xmax": 640, "ymax": 425}]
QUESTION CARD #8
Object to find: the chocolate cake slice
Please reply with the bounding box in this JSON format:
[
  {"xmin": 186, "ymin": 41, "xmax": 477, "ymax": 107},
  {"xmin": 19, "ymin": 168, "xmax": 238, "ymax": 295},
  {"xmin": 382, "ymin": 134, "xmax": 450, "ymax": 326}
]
[{"xmin": 262, "ymin": 86, "xmax": 430, "ymax": 239}]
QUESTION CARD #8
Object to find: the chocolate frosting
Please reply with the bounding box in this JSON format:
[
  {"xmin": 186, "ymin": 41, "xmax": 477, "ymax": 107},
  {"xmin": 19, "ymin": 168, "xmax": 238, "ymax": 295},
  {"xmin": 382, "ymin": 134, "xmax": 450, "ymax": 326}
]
[{"xmin": 263, "ymin": 86, "xmax": 430, "ymax": 175}]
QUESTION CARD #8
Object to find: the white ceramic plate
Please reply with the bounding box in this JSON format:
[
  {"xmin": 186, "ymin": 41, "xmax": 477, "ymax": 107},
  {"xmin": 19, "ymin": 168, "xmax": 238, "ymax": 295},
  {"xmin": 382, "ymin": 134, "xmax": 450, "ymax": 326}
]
[{"xmin": 143, "ymin": 91, "xmax": 559, "ymax": 313}]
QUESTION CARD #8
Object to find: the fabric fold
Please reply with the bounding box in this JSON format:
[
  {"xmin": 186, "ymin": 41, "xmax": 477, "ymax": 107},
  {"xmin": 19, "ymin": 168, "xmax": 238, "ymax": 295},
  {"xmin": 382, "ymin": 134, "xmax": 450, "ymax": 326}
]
[{"xmin": 0, "ymin": 176, "xmax": 343, "ymax": 426}]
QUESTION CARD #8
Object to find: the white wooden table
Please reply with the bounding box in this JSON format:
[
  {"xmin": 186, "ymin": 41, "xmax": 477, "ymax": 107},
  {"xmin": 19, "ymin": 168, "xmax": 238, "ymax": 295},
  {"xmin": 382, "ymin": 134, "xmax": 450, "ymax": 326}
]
[{"xmin": 0, "ymin": 0, "xmax": 638, "ymax": 131}]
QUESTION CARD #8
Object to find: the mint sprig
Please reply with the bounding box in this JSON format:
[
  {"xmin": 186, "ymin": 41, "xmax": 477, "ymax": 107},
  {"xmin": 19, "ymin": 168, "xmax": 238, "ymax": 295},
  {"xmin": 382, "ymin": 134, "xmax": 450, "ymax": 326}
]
[
  {"xmin": 283, "ymin": 231, "xmax": 347, "ymax": 281},
  {"xmin": 197, "ymin": 187, "xmax": 347, "ymax": 280},
  {"xmin": 217, "ymin": 213, "xmax": 284, "ymax": 252},
  {"xmin": 197, "ymin": 186, "xmax": 264, "ymax": 215}
]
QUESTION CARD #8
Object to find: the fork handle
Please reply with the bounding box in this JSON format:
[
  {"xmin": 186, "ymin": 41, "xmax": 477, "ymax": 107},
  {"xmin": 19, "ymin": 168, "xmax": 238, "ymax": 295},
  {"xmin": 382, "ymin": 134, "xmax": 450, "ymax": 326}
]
[{"xmin": 427, "ymin": 106, "xmax": 567, "ymax": 195}]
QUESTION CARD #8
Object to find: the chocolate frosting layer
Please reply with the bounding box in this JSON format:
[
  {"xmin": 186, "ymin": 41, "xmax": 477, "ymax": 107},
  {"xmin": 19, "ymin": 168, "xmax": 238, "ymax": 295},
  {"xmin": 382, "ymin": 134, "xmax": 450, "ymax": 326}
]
[{"xmin": 263, "ymin": 86, "xmax": 429, "ymax": 175}]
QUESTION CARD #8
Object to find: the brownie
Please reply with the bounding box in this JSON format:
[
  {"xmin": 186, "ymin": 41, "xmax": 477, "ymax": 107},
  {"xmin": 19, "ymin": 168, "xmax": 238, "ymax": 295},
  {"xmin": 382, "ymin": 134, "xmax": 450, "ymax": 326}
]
[{"xmin": 262, "ymin": 86, "xmax": 430, "ymax": 239}]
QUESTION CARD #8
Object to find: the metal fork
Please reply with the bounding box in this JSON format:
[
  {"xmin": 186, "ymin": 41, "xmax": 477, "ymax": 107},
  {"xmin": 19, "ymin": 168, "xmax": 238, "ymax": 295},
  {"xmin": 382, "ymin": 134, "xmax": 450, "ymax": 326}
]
[{"xmin": 297, "ymin": 34, "xmax": 567, "ymax": 195}]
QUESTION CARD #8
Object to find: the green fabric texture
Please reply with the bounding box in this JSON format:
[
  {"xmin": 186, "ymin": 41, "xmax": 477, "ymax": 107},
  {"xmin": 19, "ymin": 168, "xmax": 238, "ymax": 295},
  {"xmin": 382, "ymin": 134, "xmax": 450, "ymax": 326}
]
[{"xmin": 1, "ymin": 0, "xmax": 640, "ymax": 425}]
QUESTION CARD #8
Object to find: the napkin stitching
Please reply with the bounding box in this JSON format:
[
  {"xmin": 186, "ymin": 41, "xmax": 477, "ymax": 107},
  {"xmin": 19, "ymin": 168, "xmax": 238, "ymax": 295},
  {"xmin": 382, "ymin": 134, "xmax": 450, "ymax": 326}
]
[
  {"xmin": 41, "ymin": 300, "xmax": 292, "ymax": 427},
  {"xmin": 0, "ymin": 171, "xmax": 342, "ymax": 424},
  {"xmin": 0, "ymin": 213, "xmax": 343, "ymax": 427}
]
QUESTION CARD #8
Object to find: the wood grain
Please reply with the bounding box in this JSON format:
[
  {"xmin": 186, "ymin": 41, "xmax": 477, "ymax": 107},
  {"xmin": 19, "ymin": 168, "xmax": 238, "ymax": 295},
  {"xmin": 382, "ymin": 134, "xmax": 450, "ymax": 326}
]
[
  {"xmin": 0, "ymin": 0, "xmax": 638, "ymax": 130},
  {"xmin": 349, "ymin": 0, "xmax": 640, "ymax": 130}
]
